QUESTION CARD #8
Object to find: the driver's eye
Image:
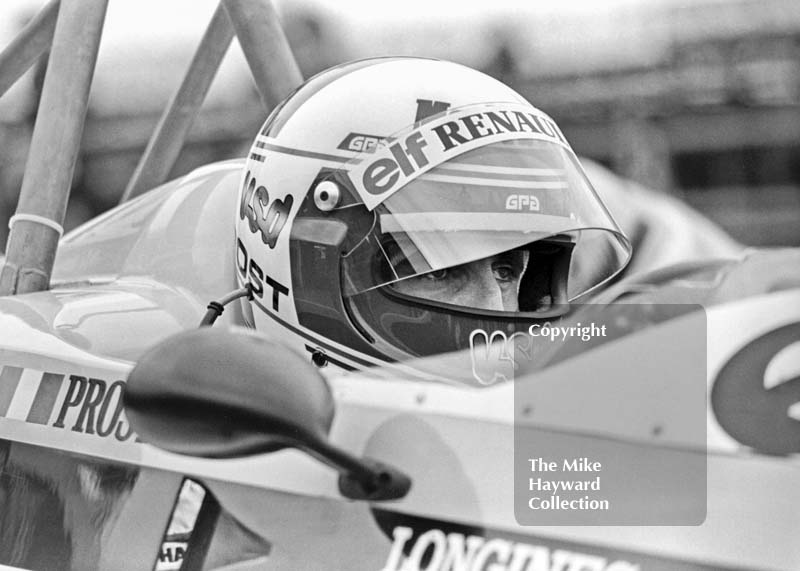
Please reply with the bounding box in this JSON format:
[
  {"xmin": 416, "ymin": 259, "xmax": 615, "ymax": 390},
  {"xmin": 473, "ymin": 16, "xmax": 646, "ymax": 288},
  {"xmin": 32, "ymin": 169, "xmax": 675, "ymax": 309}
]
[
  {"xmin": 424, "ymin": 269, "xmax": 449, "ymax": 281},
  {"xmin": 492, "ymin": 264, "xmax": 514, "ymax": 281}
]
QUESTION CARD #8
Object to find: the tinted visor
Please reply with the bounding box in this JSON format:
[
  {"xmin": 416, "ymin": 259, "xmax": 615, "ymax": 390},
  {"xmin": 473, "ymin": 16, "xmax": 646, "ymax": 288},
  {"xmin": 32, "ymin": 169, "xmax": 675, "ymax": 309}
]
[{"xmin": 342, "ymin": 139, "xmax": 631, "ymax": 302}]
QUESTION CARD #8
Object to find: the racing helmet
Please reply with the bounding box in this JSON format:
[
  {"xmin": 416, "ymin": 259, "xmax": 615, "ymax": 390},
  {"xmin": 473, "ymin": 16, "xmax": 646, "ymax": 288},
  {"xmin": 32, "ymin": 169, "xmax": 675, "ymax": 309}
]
[{"xmin": 235, "ymin": 57, "xmax": 631, "ymax": 373}]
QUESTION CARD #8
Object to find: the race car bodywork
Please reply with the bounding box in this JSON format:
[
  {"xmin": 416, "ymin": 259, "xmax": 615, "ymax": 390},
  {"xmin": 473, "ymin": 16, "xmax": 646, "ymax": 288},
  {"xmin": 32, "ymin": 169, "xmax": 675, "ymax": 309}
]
[{"xmin": 0, "ymin": 159, "xmax": 798, "ymax": 570}]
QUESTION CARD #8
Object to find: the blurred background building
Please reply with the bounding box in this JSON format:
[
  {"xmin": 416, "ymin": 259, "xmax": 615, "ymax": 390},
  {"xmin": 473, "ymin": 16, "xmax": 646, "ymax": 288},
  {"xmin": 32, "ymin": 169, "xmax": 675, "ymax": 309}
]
[{"xmin": 0, "ymin": 0, "xmax": 798, "ymax": 250}]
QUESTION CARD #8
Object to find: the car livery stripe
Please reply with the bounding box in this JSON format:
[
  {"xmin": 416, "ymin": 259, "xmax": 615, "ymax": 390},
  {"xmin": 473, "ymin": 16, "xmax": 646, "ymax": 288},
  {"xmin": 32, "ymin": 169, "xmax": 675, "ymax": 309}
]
[
  {"xmin": 1, "ymin": 366, "xmax": 63, "ymax": 424},
  {"xmin": 0, "ymin": 365, "xmax": 23, "ymax": 415},
  {"xmin": 26, "ymin": 372, "xmax": 64, "ymax": 424},
  {"xmin": 4, "ymin": 368, "xmax": 44, "ymax": 420}
]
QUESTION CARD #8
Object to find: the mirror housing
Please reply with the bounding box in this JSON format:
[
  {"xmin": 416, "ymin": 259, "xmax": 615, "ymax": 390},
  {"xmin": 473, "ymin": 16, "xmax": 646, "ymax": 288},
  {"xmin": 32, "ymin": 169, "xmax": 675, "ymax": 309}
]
[
  {"xmin": 125, "ymin": 327, "xmax": 334, "ymax": 457},
  {"xmin": 124, "ymin": 327, "xmax": 410, "ymax": 501}
]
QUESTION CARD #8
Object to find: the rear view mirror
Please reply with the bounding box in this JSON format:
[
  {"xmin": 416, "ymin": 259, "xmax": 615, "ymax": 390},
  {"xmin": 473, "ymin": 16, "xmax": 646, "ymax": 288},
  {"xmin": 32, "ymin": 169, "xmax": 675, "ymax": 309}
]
[
  {"xmin": 125, "ymin": 327, "xmax": 333, "ymax": 457},
  {"xmin": 124, "ymin": 328, "xmax": 410, "ymax": 501}
]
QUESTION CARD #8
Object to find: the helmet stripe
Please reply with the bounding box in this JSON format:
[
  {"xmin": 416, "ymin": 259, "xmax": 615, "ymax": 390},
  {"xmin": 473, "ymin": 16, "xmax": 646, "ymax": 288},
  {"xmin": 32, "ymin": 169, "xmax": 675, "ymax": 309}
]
[
  {"xmin": 255, "ymin": 139, "xmax": 358, "ymax": 164},
  {"xmin": 249, "ymin": 293, "xmax": 388, "ymax": 369}
]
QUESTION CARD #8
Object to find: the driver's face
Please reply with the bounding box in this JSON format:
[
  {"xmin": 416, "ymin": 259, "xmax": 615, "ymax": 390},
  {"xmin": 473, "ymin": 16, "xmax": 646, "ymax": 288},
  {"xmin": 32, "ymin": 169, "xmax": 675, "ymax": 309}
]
[{"xmin": 391, "ymin": 250, "xmax": 529, "ymax": 311}]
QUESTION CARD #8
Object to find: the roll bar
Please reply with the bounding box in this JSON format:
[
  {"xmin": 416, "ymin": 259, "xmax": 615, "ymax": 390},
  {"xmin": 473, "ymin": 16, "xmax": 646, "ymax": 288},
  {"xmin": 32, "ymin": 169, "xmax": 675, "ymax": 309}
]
[{"xmin": 0, "ymin": 0, "xmax": 302, "ymax": 295}]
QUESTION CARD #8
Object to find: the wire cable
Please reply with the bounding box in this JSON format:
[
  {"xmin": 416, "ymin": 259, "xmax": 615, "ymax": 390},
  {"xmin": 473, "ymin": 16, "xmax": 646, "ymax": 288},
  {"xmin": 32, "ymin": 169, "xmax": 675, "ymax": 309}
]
[{"xmin": 199, "ymin": 284, "xmax": 252, "ymax": 326}]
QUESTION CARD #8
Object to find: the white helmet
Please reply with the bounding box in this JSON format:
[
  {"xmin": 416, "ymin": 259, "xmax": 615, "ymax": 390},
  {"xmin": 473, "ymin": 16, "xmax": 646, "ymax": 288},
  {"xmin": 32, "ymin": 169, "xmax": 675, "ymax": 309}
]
[{"xmin": 235, "ymin": 57, "xmax": 631, "ymax": 374}]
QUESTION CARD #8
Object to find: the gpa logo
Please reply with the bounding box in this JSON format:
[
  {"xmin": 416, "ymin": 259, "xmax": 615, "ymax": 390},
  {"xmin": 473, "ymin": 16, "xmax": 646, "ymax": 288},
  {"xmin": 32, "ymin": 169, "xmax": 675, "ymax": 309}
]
[
  {"xmin": 337, "ymin": 132, "xmax": 384, "ymax": 153},
  {"xmin": 505, "ymin": 194, "xmax": 540, "ymax": 211}
]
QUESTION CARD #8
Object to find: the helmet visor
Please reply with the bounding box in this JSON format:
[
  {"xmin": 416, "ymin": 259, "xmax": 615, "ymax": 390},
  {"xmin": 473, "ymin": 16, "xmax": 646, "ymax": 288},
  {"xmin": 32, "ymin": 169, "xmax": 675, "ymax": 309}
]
[{"xmin": 341, "ymin": 137, "xmax": 631, "ymax": 301}]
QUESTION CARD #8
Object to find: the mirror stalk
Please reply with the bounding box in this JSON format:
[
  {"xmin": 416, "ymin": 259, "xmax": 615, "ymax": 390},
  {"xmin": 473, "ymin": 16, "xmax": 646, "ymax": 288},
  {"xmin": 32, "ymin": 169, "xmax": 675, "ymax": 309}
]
[
  {"xmin": 301, "ymin": 437, "xmax": 411, "ymax": 501},
  {"xmin": 125, "ymin": 328, "xmax": 412, "ymax": 503}
]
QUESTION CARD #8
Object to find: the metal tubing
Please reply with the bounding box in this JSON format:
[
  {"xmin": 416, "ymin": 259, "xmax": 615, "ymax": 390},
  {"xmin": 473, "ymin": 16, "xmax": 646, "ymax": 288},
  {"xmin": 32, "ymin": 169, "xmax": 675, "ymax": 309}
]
[
  {"xmin": 119, "ymin": 3, "xmax": 235, "ymax": 204},
  {"xmin": 0, "ymin": 0, "xmax": 108, "ymax": 295},
  {"xmin": 222, "ymin": 0, "xmax": 303, "ymax": 112},
  {"xmin": 0, "ymin": 0, "xmax": 59, "ymax": 100}
]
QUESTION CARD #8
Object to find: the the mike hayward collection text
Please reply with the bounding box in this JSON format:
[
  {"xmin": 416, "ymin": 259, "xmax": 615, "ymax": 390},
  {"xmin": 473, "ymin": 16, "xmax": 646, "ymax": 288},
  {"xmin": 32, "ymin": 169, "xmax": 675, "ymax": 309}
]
[{"xmin": 526, "ymin": 457, "xmax": 610, "ymax": 511}]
